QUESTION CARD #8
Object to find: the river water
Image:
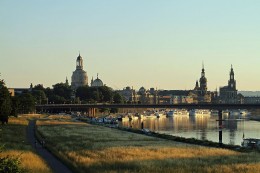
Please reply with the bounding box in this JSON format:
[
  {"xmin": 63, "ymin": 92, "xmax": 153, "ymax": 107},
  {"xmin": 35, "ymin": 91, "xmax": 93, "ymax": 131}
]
[{"xmin": 118, "ymin": 113, "xmax": 260, "ymax": 146}]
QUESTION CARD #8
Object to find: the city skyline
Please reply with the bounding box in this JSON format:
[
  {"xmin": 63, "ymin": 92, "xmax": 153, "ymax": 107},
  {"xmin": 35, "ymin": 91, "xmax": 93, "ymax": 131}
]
[{"xmin": 1, "ymin": 1, "xmax": 260, "ymax": 90}]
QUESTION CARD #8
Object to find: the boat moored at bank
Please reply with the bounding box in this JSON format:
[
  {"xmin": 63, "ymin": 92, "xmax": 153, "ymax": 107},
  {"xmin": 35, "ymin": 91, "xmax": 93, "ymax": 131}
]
[{"xmin": 189, "ymin": 109, "xmax": 211, "ymax": 116}]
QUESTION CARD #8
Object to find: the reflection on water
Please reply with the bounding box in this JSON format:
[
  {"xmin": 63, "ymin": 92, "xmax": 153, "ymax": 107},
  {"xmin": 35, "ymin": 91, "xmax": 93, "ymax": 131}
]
[{"xmin": 119, "ymin": 113, "xmax": 260, "ymax": 146}]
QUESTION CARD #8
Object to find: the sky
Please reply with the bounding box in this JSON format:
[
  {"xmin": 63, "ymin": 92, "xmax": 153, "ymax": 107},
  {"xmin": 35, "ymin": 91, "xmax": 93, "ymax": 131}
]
[{"xmin": 1, "ymin": 0, "xmax": 260, "ymax": 91}]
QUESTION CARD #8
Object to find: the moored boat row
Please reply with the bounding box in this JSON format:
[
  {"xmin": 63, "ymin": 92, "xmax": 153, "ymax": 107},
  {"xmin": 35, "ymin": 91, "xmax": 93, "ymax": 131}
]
[{"xmin": 116, "ymin": 109, "xmax": 251, "ymax": 121}]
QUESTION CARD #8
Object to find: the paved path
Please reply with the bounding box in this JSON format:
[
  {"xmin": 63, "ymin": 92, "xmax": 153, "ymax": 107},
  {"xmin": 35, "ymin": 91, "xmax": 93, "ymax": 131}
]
[{"xmin": 27, "ymin": 120, "xmax": 73, "ymax": 173}]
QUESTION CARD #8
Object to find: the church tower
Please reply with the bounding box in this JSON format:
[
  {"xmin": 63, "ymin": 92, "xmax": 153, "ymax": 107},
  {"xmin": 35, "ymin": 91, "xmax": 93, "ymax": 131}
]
[
  {"xmin": 71, "ymin": 53, "xmax": 88, "ymax": 90},
  {"xmin": 194, "ymin": 80, "xmax": 199, "ymax": 90},
  {"xmin": 228, "ymin": 65, "xmax": 236, "ymax": 90},
  {"xmin": 199, "ymin": 64, "xmax": 207, "ymax": 95},
  {"xmin": 219, "ymin": 65, "xmax": 238, "ymax": 103}
]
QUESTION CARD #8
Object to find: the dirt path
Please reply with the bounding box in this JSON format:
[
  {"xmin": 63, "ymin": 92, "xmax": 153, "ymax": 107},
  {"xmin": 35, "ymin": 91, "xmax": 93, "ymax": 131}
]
[{"xmin": 27, "ymin": 120, "xmax": 72, "ymax": 173}]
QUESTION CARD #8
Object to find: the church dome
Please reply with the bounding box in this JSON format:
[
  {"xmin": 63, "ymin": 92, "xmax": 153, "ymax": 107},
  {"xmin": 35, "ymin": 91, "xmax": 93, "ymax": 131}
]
[
  {"xmin": 92, "ymin": 78, "xmax": 103, "ymax": 87},
  {"xmin": 139, "ymin": 87, "xmax": 146, "ymax": 94},
  {"xmin": 71, "ymin": 69, "xmax": 88, "ymax": 89},
  {"xmin": 91, "ymin": 74, "xmax": 103, "ymax": 87}
]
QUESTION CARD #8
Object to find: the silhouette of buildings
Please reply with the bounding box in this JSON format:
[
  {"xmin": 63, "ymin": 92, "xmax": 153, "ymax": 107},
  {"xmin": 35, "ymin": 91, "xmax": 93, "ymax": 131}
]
[
  {"xmin": 219, "ymin": 65, "xmax": 239, "ymax": 103},
  {"xmin": 118, "ymin": 87, "xmax": 158, "ymax": 104},
  {"xmin": 190, "ymin": 64, "xmax": 212, "ymax": 103}
]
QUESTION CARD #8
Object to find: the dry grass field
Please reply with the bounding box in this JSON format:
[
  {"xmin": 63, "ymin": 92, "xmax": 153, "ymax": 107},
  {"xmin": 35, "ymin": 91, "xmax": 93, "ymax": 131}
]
[
  {"xmin": 0, "ymin": 115, "xmax": 52, "ymax": 173},
  {"xmin": 36, "ymin": 117, "xmax": 260, "ymax": 173}
]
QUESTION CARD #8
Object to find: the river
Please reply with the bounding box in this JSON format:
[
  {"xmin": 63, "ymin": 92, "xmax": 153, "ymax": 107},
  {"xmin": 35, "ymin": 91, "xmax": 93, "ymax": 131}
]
[{"xmin": 118, "ymin": 112, "xmax": 260, "ymax": 146}]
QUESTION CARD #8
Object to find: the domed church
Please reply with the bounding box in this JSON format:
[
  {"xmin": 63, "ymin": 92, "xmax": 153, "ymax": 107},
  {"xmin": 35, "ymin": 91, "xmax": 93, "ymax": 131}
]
[
  {"xmin": 91, "ymin": 74, "xmax": 104, "ymax": 87},
  {"xmin": 71, "ymin": 53, "xmax": 88, "ymax": 90}
]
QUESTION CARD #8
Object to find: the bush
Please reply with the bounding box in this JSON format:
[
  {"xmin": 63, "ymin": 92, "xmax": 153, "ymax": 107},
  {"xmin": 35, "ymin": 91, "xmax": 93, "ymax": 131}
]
[
  {"xmin": 0, "ymin": 146, "xmax": 27, "ymax": 173},
  {"xmin": 0, "ymin": 156, "xmax": 27, "ymax": 173}
]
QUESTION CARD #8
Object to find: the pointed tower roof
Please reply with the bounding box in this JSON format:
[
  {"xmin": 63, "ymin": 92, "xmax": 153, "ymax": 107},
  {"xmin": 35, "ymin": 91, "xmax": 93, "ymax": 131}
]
[
  {"xmin": 77, "ymin": 53, "xmax": 82, "ymax": 60},
  {"xmin": 65, "ymin": 77, "xmax": 69, "ymax": 85},
  {"xmin": 230, "ymin": 64, "xmax": 234, "ymax": 75},
  {"xmin": 202, "ymin": 61, "xmax": 205, "ymax": 73}
]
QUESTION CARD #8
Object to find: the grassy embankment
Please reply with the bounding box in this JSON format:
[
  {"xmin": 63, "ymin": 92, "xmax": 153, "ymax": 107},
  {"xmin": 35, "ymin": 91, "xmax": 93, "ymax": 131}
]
[
  {"xmin": 0, "ymin": 114, "xmax": 52, "ymax": 173},
  {"xmin": 36, "ymin": 115, "xmax": 260, "ymax": 173}
]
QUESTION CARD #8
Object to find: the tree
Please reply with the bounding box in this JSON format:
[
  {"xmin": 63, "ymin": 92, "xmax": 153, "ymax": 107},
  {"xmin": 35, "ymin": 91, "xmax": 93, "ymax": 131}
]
[
  {"xmin": 93, "ymin": 90, "xmax": 102, "ymax": 102},
  {"xmin": 33, "ymin": 84, "xmax": 45, "ymax": 91},
  {"xmin": 98, "ymin": 86, "xmax": 113, "ymax": 102},
  {"xmin": 0, "ymin": 78, "xmax": 12, "ymax": 124},
  {"xmin": 18, "ymin": 93, "xmax": 35, "ymax": 114},
  {"xmin": 32, "ymin": 90, "xmax": 47, "ymax": 104},
  {"xmin": 11, "ymin": 96, "xmax": 20, "ymax": 117},
  {"xmin": 48, "ymin": 95, "xmax": 66, "ymax": 104},
  {"xmin": 53, "ymin": 83, "xmax": 72, "ymax": 100},
  {"xmin": 76, "ymin": 86, "xmax": 91, "ymax": 101},
  {"xmin": 113, "ymin": 92, "xmax": 124, "ymax": 103}
]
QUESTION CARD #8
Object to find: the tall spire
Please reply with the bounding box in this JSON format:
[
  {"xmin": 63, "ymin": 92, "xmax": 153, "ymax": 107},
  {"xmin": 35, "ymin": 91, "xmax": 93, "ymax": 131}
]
[
  {"xmin": 65, "ymin": 77, "xmax": 69, "ymax": 85},
  {"xmin": 91, "ymin": 76, "xmax": 94, "ymax": 86},
  {"xmin": 230, "ymin": 64, "xmax": 234, "ymax": 75},
  {"xmin": 97, "ymin": 73, "xmax": 99, "ymax": 79},
  {"xmin": 201, "ymin": 62, "xmax": 205, "ymax": 77},
  {"xmin": 201, "ymin": 61, "xmax": 205, "ymax": 75}
]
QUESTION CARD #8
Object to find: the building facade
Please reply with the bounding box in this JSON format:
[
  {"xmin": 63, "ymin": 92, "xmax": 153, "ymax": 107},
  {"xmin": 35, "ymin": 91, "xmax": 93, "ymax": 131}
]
[{"xmin": 118, "ymin": 87, "xmax": 159, "ymax": 104}]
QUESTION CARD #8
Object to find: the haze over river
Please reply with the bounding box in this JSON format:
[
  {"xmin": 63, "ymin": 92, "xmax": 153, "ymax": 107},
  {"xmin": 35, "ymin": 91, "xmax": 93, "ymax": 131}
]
[{"xmin": 119, "ymin": 112, "xmax": 260, "ymax": 146}]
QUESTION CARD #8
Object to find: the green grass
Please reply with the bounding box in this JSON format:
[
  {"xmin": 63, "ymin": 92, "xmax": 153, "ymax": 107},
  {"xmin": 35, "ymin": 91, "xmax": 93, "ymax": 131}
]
[
  {"xmin": 0, "ymin": 116, "xmax": 52, "ymax": 173},
  {"xmin": 36, "ymin": 118, "xmax": 260, "ymax": 173}
]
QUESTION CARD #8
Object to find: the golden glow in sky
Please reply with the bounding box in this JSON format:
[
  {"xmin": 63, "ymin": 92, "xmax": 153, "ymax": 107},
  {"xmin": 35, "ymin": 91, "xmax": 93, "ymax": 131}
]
[{"xmin": 1, "ymin": 0, "xmax": 260, "ymax": 90}]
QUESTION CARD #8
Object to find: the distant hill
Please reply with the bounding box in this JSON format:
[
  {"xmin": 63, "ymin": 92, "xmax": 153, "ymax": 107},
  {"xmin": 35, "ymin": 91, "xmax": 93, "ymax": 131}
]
[{"xmin": 238, "ymin": 91, "xmax": 260, "ymax": 97}]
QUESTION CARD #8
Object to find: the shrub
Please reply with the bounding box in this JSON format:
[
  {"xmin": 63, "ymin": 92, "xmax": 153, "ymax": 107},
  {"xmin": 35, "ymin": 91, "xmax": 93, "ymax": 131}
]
[
  {"xmin": 0, "ymin": 156, "xmax": 27, "ymax": 173},
  {"xmin": 0, "ymin": 146, "xmax": 27, "ymax": 173}
]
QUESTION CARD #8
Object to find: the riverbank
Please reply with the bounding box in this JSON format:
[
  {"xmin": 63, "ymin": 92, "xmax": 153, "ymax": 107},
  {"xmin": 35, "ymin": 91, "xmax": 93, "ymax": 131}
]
[
  {"xmin": 82, "ymin": 117, "xmax": 259, "ymax": 152},
  {"xmin": 250, "ymin": 115, "xmax": 260, "ymax": 122},
  {"xmin": 36, "ymin": 115, "xmax": 260, "ymax": 173}
]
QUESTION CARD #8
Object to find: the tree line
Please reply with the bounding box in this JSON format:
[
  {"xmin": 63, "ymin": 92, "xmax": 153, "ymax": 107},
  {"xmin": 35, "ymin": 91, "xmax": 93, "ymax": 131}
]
[{"xmin": 0, "ymin": 77, "xmax": 124, "ymax": 124}]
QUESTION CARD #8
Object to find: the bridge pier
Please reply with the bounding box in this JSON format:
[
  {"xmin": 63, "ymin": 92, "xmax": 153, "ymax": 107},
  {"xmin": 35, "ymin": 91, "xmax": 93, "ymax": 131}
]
[
  {"xmin": 88, "ymin": 108, "xmax": 96, "ymax": 117},
  {"xmin": 218, "ymin": 109, "xmax": 223, "ymax": 146}
]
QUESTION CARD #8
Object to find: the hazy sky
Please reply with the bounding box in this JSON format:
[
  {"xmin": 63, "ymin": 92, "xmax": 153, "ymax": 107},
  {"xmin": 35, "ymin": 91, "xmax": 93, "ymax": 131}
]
[{"xmin": 1, "ymin": 0, "xmax": 260, "ymax": 91}]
